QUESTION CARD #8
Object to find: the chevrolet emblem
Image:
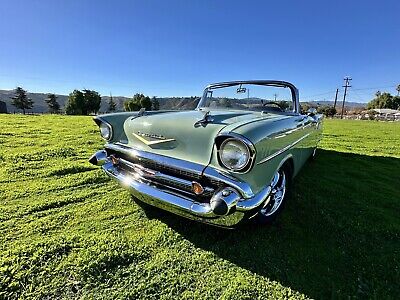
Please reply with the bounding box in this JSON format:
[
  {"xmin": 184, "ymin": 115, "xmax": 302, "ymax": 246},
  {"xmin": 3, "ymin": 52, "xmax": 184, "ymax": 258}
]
[{"xmin": 132, "ymin": 131, "xmax": 176, "ymax": 146}]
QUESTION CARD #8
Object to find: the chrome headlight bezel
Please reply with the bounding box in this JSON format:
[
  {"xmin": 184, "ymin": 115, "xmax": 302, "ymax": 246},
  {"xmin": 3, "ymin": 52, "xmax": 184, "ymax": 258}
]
[
  {"xmin": 99, "ymin": 122, "xmax": 112, "ymax": 140},
  {"xmin": 216, "ymin": 134, "xmax": 256, "ymax": 173},
  {"xmin": 94, "ymin": 117, "xmax": 113, "ymax": 141}
]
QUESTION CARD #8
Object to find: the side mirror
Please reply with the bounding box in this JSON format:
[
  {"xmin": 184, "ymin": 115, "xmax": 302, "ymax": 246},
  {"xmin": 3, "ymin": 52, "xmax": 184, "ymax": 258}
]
[{"xmin": 307, "ymin": 108, "xmax": 317, "ymax": 116}]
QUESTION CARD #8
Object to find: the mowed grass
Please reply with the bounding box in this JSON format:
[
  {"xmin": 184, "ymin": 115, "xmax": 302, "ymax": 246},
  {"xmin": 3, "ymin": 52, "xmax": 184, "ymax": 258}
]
[{"xmin": 0, "ymin": 115, "xmax": 399, "ymax": 299}]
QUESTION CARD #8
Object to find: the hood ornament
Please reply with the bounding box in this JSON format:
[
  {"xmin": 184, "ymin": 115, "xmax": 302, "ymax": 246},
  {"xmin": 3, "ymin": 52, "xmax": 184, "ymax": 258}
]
[
  {"xmin": 194, "ymin": 110, "xmax": 213, "ymax": 128},
  {"xmin": 137, "ymin": 108, "xmax": 146, "ymax": 117}
]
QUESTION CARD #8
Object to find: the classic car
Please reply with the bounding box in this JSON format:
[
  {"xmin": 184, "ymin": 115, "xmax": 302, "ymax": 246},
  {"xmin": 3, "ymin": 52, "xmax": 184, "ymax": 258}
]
[{"xmin": 89, "ymin": 80, "xmax": 323, "ymax": 227}]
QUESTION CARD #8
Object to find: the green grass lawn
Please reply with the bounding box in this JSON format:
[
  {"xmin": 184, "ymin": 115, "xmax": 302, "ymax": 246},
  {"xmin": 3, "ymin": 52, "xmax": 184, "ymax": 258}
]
[{"xmin": 0, "ymin": 115, "xmax": 399, "ymax": 299}]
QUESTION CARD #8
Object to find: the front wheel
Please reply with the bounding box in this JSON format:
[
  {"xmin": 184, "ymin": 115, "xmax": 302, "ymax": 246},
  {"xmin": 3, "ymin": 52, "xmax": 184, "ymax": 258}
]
[{"xmin": 252, "ymin": 166, "xmax": 291, "ymax": 224}]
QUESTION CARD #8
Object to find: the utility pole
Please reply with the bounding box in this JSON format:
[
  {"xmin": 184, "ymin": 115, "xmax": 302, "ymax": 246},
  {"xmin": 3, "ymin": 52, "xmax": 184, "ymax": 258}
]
[
  {"xmin": 341, "ymin": 77, "xmax": 352, "ymax": 119},
  {"xmin": 333, "ymin": 88, "xmax": 339, "ymax": 109}
]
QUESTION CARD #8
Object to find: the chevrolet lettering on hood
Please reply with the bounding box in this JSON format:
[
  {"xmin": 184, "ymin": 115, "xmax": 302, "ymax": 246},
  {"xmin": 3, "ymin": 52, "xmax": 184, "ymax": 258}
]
[
  {"xmin": 132, "ymin": 131, "xmax": 176, "ymax": 146},
  {"xmin": 89, "ymin": 80, "xmax": 323, "ymax": 228}
]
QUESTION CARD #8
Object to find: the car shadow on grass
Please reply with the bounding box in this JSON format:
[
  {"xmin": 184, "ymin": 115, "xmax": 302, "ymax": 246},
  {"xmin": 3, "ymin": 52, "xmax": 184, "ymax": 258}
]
[{"xmin": 145, "ymin": 149, "xmax": 400, "ymax": 299}]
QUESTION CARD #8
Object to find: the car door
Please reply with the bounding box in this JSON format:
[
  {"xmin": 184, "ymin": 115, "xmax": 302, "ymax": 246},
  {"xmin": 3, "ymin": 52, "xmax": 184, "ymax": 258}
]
[
  {"xmin": 293, "ymin": 113, "xmax": 315, "ymax": 167},
  {"xmin": 299, "ymin": 112, "xmax": 318, "ymax": 162}
]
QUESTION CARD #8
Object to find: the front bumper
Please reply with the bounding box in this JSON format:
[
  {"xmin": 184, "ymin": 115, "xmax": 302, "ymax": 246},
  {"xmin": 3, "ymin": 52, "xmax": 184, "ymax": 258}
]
[{"xmin": 90, "ymin": 146, "xmax": 273, "ymax": 227}]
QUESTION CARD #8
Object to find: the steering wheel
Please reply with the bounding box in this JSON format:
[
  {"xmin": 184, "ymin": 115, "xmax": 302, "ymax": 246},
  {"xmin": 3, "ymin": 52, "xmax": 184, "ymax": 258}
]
[{"xmin": 262, "ymin": 101, "xmax": 285, "ymax": 111}]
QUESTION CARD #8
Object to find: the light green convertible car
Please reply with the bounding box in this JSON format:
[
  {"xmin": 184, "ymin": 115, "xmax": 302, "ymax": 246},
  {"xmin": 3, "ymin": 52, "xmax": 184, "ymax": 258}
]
[{"xmin": 89, "ymin": 80, "xmax": 323, "ymax": 227}]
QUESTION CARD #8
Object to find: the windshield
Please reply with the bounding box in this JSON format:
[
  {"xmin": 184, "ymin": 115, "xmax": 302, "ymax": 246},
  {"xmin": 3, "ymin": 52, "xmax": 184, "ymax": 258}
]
[{"xmin": 198, "ymin": 83, "xmax": 295, "ymax": 113}]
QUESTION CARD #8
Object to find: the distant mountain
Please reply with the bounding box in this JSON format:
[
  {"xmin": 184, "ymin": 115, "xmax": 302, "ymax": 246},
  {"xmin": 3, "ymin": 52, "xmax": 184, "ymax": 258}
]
[
  {"xmin": 0, "ymin": 89, "xmax": 366, "ymax": 113},
  {"xmin": 302, "ymin": 100, "xmax": 366, "ymax": 110},
  {"xmin": 0, "ymin": 90, "xmax": 69, "ymax": 113},
  {"xmin": 154, "ymin": 97, "xmax": 199, "ymax": 111},
  {"xmin": 0, "ymin": 89, "xmax": 200, "ymax": 113}
]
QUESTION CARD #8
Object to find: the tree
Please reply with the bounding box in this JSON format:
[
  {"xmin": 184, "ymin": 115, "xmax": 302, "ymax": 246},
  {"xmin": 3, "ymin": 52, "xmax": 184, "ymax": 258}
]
[
  {"xmin": 367, "ymin": 92, "xmax": 400, "ymax": 110},
  {"xmin": 124, "ymin": 93, "xmax": 152, "ymax": 111},
  {"xmin": 10, "ymin": 87, "xmax": 33, "ymax": 114},
  {"xmin": 124, "ymin": 99, "xmax": 141, "ymax": 111},
  {"xmin": 65, "ymin": 89, "xmax": 101, "ymax": 115},
  {"xmin": 83, "ymin": 89, "xmax": 101, "ymax": 115},
  {"xmin": 218, "ymin": 98, "xmax": 232, "ymax": 108},
  {"xmin": 366, "ymin": 109, "xmax": 377, "ymax": 120},
  {"xmin": 140, "ymin": 95, "xmax": 152, "ymax": 110},
  {"xmin": 300, "ymin": 103, "xmax": 313, "ymax": 114},
  {"xmin": 108, "ymin": 94, "xmax": 116, "ymax": 112},
  {"xmin": 65, "ymin": 90, "xmax": 85, "ymax": 115},
  {"xmin": 317, "ymin": 106, "xmax": 337, "ymax": 117},
  {"xmin": 151, "ymin": 96, "xmax": 160, "ymax": 110},
  {"xmin": 394, "ymin": 96, "xmax": 400, "ymax": 110},
  {"xmin": 45, "ymin": 93, "xmax": 60, "ymax": 114}
]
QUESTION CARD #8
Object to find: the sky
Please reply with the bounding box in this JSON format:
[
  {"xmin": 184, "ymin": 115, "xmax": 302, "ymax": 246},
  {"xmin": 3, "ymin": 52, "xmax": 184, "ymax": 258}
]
[{"xmin": 0, "ymin": 0, "xmax": 399, "ymax": 102}]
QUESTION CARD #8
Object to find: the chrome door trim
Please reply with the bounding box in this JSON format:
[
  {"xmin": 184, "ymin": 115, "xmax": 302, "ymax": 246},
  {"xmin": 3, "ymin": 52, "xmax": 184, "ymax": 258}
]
[{"xmin": 257, "ymin": 132, "xmax": 311, "ymax": 165}]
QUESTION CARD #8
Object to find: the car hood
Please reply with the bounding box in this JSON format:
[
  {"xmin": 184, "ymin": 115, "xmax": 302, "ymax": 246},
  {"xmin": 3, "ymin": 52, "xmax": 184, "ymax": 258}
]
[{"xmin": 123, "ymin": 110, "xmax": 279, "ymax": 166}]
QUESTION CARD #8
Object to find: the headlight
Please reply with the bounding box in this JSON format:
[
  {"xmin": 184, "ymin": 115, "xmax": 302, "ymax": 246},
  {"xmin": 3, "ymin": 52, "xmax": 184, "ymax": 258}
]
[
  {"xmin": 219, "ymin": 139, "xmax": 250, "ymax": 171},
  {"xmin": 99, "ymin": 122, "xmax": 112, "ymax": 140}
]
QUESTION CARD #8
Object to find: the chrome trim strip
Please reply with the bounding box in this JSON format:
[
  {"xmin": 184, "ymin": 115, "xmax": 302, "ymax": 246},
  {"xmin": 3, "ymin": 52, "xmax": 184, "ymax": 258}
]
[
  {"xmin": 105, "ymin": 142, "xmax": 255, "ymax": 198},
  {"xmin": 257, "ymin": 132, "xmax": 311, "ymax": 165}
]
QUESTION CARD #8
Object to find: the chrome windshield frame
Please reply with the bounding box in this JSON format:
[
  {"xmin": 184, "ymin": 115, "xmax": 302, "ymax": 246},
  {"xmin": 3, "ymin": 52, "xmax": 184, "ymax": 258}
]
[{"xmin": 196, "ymin": 80, "xmax": 300, "ymax": 114}]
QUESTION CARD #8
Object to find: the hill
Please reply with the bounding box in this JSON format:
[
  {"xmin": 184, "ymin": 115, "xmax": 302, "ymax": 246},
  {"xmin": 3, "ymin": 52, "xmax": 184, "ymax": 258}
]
[
  {"xmin": 0, "ymin": 89, "xmax": 367, "ymax": 113},
  {"xmin": 0, "ymin": 90, "xmax": 69, "ymax": 113},
  {"xmin": 303, "ymin": 100, "xmax": 366, "ymax": 110},
  {"xmin": 0, "ymin": 89, "xmax": 200, "ymax": 113}
]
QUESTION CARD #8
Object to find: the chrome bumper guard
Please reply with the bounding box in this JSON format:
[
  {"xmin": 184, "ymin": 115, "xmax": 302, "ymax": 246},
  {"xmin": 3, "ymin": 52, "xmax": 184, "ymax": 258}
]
[{"xmin": 90, "ymin": 147, "xmax": 272, "ymax": 227}]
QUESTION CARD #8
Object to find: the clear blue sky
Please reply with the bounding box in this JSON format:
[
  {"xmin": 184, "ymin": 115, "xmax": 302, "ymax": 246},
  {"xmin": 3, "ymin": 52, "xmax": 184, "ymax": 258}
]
[{"xmin": 0, "ymin": 0, "xmax": 399, "ymax": 102}]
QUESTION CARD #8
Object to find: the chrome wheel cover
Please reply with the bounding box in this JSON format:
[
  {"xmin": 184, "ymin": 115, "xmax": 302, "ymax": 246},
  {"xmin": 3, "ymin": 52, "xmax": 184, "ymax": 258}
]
[{"xmin": 260, "ymin": 170, "xmax": 286, "ymax": 217}]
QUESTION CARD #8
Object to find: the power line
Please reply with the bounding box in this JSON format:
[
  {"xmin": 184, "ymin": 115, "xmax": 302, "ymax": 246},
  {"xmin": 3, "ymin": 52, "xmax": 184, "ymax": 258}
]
[
  {"xmin": 352, "ymin": 85, "xmax": 396, "ymax": 91},
  {"xmin": 301, "ymin": 84, "xmax": 397, "ymax": 100},
  {"xmin": 302, "ymin": 90, "xmax": 338, "ymax": 99},
  {"xmin": 349, "ymin": 90, "xmax": 366, "ymax": 102}
]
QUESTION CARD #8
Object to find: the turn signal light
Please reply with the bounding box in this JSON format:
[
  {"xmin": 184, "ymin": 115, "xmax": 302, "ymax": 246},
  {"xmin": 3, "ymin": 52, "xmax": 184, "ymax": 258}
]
[
  {"xmin": 110, "ymin": 155, "xmax": 119, "ymax": 165},
  {"xmin": 192, "ymin": 181, "xmax": 204, "ymax": 195}
]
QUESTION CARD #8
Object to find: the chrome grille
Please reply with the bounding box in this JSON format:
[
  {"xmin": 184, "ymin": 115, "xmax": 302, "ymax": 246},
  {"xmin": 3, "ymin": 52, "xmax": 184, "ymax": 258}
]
[
  {"xmin": 106, "ymin": 148, "xmax": 202, "ymax": 181},
  {"xmin": 104, "ymin": 143, "xmax": 253, "ymax": 199},
  {"xmin": 112, "ymin": 155, "xmax": 215, "ymax": 200},
  {"xmin": 139, "ymin": 159, "xmax": 202, "ymax": 181}
]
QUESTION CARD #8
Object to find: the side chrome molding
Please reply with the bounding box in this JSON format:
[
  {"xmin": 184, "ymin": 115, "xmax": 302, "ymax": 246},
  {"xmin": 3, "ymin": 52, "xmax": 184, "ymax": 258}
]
[{"xmin": 257, "ymin": 132, "xmax": 311, "ymax": 165}]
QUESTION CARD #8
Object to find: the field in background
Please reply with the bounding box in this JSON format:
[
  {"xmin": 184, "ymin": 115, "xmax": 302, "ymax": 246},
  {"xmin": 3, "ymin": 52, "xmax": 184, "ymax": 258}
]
[{"xmin": 0, "ymin": 115, "xmax": 399, "ymax": 299}]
